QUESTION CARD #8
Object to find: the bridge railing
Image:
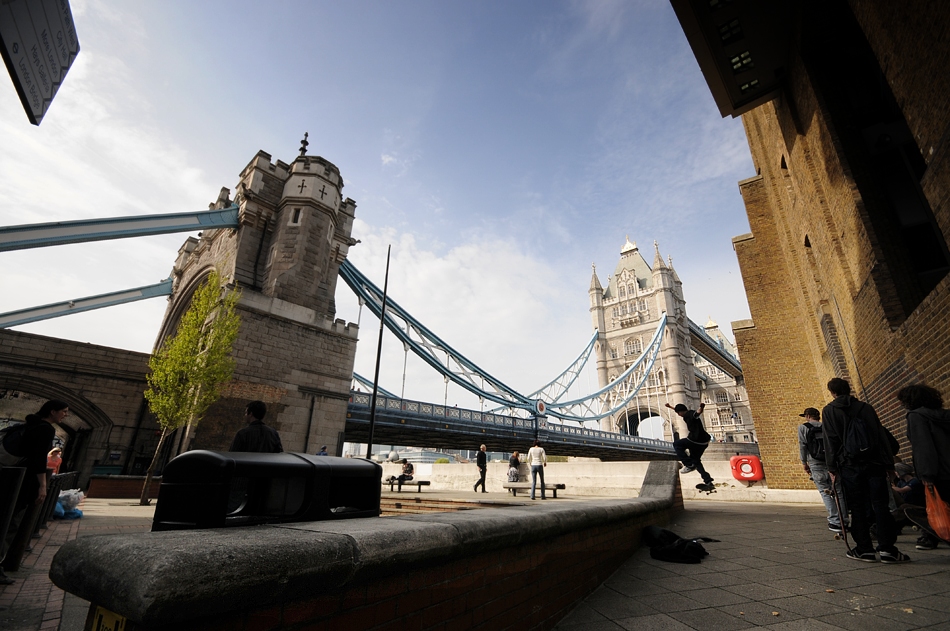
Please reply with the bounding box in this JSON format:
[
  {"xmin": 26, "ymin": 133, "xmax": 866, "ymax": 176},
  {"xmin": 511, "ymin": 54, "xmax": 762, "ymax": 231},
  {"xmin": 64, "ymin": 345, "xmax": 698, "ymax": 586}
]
[{"xmin": 349, "ymin": 391, "xmax": 675, "ymax": 455}]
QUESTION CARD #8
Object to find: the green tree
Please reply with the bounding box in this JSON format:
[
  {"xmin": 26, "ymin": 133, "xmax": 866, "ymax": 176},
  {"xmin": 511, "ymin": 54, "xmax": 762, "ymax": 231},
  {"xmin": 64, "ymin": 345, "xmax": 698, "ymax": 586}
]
[{"xmin": 140, "ymin": 271, "xmax": 241, "ymax": 505}]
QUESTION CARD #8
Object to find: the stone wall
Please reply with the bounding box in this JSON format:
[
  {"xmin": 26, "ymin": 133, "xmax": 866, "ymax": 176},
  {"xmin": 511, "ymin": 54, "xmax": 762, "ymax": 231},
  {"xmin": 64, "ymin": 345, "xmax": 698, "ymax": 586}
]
[
  {"xmin": 51, "ymin": 462, "xmax": 682, "ymax": 631},
  {"xmin": 0, "ymin": 329, "xmax": 153, "ymax": 486}
]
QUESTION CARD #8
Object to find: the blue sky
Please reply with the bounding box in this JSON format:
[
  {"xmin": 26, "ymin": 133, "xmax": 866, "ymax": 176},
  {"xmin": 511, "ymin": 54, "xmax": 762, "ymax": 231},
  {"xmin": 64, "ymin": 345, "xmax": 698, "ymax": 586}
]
[{"xmin": 0, "ymin": 0, "xmax": 754, "ymax": 408}]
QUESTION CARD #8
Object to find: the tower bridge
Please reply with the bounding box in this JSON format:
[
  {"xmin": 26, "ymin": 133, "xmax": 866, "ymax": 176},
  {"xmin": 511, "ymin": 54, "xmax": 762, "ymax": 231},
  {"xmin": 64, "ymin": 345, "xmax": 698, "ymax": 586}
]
[{"xmin": 0, "ymin": 140, "xmax": 746, "ymax": 478}]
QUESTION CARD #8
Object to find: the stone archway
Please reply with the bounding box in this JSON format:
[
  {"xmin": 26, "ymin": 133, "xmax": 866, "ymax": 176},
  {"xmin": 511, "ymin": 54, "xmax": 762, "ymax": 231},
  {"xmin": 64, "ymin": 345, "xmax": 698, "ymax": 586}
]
[
  {"xmin": 616, "ymin": 407, "xmax": 662, "ymax": 437},
  {"xmin": 0, "ymin": 372, "xmax": 115, "ymax": 481},
  {"xmin": 154, "ymin": 264, "xmax": 216, "ymax": 349}
]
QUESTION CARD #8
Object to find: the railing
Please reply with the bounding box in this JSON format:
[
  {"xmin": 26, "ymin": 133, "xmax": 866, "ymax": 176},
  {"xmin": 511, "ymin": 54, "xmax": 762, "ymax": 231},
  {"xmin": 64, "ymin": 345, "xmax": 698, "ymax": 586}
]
[{"xmin": 348, "ymin": 392, "xmax": 675, "ymax": 455}]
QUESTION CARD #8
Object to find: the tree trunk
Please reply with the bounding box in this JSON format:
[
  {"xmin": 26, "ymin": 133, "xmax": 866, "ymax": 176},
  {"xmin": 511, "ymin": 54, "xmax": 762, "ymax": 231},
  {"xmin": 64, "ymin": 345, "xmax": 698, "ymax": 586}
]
[{"xmin": 139, "ymin": 427, "xmax": 169, "ymax": 506}]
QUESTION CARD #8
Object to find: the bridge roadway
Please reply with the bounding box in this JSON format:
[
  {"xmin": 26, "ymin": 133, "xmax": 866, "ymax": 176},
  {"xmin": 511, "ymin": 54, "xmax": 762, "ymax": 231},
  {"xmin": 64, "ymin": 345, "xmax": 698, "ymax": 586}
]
[{"xmin": 345, "ymin": 391, "xmax": 676, "ymax": 461}]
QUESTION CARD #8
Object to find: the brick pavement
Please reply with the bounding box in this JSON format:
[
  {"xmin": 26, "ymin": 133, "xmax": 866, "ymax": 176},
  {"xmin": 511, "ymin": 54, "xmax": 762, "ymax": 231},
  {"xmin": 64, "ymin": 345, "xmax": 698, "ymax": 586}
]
[
  {"xmin": 556, "ymin": 501, "xmax": 950, "ymax": 630},
  {"xmin": 0, "ymin": 499, "xmax": 155, "ymax": 631}
]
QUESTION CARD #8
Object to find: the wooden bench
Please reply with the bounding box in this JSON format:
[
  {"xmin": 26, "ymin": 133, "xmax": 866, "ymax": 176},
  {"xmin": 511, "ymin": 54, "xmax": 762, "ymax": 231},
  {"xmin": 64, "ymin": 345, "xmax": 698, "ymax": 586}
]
[
  {"xmin": 385, "ymin": 480, "xmax": 430, "ymax": 492},
  {"xmin": 502, "ymin": 482, "xmax": 566, "ymax": 498}
]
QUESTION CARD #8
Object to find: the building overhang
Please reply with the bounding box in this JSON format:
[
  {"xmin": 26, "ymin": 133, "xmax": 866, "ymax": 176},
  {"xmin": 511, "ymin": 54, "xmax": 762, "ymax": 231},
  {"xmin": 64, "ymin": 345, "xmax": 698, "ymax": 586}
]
[{"xmin": 670, "ymin": 0, "xmax": 793, "ymax": 118}]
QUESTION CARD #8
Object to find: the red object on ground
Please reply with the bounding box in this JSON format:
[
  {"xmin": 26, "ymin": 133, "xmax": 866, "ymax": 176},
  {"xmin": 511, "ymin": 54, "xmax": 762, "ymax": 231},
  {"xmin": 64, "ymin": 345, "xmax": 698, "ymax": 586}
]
[{"xmin": 730, "ymin": 455, "xmax": 764, "ymax": 481}]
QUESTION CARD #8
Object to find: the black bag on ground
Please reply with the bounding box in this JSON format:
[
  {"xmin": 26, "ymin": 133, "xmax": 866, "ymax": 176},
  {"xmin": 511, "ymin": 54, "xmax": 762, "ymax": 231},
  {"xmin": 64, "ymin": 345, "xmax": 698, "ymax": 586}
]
[{"xmin": 642, "ymin": 525, "xmax": 717, "ymax": 564}]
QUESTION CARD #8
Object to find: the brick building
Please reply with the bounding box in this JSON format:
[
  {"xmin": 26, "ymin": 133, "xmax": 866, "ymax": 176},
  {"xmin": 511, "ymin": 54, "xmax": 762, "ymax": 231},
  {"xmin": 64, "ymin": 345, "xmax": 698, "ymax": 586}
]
[{"xmin": 672, "ymin": 0, "xmax": 950, "ymax": 488}]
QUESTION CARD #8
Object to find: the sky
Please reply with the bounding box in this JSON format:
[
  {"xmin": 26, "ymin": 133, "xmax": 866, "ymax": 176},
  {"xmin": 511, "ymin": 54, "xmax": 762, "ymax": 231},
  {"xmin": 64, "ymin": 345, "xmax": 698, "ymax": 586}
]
[{"xmin": 0, "ymin": 0, "xmax": 755, "ymax": 410}]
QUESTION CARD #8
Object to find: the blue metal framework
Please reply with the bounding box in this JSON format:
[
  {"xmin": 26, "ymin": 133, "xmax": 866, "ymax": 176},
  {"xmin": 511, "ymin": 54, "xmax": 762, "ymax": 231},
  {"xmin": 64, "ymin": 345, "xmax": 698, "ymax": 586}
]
[
  {"xmin": 351, "ymin": 372, "xmax": 397, "ymax": 398},
  {"xmin": 0, "ymin": 279, "xmax": 173, "ymax": 328},
  {"xmin": 339, "ymin": 259, "xmax": 668, "ymax": 424},
  {"xmin": 346, "ymin": 390, "xmax": 676, "ymax": 459},
  {"xmin": 0, "ymin": 206, "xmax": 239, "ymax": 252}
]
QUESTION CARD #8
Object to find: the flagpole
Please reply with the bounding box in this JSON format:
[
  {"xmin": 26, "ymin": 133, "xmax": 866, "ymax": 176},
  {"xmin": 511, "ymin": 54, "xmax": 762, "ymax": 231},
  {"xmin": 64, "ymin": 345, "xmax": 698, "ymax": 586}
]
[{"xmin": 365, "ymin": 245, "xmax": 391, "ymax": 460}]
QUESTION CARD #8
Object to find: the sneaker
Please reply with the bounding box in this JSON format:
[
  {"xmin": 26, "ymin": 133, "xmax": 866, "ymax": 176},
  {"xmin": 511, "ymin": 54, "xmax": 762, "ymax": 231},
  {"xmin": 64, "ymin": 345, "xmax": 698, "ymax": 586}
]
[
  {"xmin": 679, "ymin": 466, "xmax": 696, "ymax": 474},
  {"xmin": 846, "ymin": 549, "xmax": 878, "ymax": 562},
  {"xmin": 879, "ymin": 550, "xmax": 911, "ymax": 564},
  {"xmin": 0, "ymin": 568, "xmax": 13, "ymax": 586},
  {"xmin": 916, "ymin": 536, "xmax": 937, "ymax": 551},
  {"xmin": 829, "ymin": 524, "xmax": 843, "ymax": 534}
]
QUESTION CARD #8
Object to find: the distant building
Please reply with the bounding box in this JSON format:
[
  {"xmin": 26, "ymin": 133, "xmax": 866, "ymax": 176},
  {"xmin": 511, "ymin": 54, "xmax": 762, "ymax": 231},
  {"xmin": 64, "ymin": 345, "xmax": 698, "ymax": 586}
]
[{"xmin": 588, "ymin": 238, "xmax": 754, "ymax": 442}]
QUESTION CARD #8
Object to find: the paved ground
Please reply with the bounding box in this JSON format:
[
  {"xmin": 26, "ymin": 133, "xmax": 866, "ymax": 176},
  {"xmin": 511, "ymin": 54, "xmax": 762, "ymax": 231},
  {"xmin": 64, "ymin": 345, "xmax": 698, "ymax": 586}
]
[
  {"xmin": 2, "ymin": 497, "xmax": 948, "ymax": 630},
  {"xmin": 556, "ymin": 501, "xmax": 950, "ymax": 630},
  {"xmin": 0, "ymin": 499, "xmax": 155, "ymax": 631}
]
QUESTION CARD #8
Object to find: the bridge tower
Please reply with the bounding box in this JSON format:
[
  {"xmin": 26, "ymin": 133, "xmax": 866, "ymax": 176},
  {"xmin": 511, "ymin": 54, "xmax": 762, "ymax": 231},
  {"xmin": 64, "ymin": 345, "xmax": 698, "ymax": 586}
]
[
  {"xmin": 151, "ymin": 137, "xmax": 360, "ymax": 456},
  {"xmin": 589, "ymin": 238, "xmax": 700, "ymax": 437}
]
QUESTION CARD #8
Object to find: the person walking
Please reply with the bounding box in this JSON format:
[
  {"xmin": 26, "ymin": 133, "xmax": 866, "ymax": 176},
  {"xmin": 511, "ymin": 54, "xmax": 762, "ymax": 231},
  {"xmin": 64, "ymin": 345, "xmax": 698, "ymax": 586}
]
[
  {"xmin": 665, "ymin": 402, "xmax": 714, "ymax": 488},
  {"xmin": 1, "ymin": 399, "xmax": 69, "ymax": 585},
  {"xmin": 229, "ymin": 401, "xmax": 283, "ymax": 453},
  {"xmin": 896, "ymin": 384, "xmax": 950, "ymax": 550},
  {"xmin": 473, "ymin": 444, "xmax": 488, "ymax": 493},
  {"xmin": 798, "ymin": 407, "xmax": 848, "ymax": 533},
  {"xmin": 823, "ymin": 378, "xmax": 909, "ymax": 563},
  {"xmin": 526, "ymin": 440, "xmax": 547, "ymax": 500}
]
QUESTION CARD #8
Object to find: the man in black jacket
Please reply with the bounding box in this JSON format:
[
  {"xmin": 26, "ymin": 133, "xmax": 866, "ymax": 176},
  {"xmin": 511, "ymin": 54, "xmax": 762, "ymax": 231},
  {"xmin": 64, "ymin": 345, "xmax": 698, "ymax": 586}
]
[
  {"xmin": 230, "ymin": 401, "xmax": 283, "ymax": 453},
  {"xmin": 822, "ymin": 378, "xmax": 909, "ymax": 563},
  {"xmin": 666, "ymin": 402, "xmax": 713, "ymax": 487},
  {"xmin": 473, "ymin": 444, "xmax": 487, "ymax": 493}
]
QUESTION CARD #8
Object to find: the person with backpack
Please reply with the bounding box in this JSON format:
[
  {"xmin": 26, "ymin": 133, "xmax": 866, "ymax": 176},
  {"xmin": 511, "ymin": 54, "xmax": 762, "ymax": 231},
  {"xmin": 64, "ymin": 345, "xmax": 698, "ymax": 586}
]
[
  {"xmin": 1, "ymin": 399, "xmax": 69, "ymax": 584},
  {"xmin": 822, "ymin": 378, "xmax": 910, "ymax": 563},
  {"xmin": 798, "ymin": 407, "xmax": 848, "ymax": 533}
]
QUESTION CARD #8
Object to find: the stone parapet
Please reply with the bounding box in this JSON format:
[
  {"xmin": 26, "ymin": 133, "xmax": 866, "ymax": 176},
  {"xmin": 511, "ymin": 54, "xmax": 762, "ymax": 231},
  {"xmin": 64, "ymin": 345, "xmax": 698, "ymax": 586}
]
[{"xmin": 51, "ymin": 461, "xmax": 680, "ymax": 630}]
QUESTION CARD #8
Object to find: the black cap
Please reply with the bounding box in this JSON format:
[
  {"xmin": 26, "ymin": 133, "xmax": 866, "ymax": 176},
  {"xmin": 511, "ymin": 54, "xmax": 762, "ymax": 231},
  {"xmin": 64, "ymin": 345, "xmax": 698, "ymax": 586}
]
[{"xmin": 799, "ymin": 407, "xmax": 820, "ymax": 419}]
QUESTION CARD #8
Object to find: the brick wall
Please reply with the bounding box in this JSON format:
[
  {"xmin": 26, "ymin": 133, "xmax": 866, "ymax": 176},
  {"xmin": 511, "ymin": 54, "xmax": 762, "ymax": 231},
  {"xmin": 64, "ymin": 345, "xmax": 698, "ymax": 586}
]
[{"xmin": 727, "ymin": 1, "xmax": 950, "ymax": 487}]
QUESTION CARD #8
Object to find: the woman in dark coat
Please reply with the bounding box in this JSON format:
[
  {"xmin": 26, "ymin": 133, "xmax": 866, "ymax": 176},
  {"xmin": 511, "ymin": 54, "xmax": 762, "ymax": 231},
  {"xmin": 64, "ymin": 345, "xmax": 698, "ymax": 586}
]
[{"xmin": 897, "ymin": 384, "xmax": 950, "ymax": 550}]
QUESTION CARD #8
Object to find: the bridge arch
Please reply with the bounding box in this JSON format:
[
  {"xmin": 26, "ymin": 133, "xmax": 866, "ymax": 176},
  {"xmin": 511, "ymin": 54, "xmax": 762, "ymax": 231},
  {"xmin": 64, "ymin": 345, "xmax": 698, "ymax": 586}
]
[
  {"xmin": 616, "ymin": 407, "xmax": 663, "ymax": 437},
  {"xmin": 155, "ymin": 263, "xmax": 217, "ymax": 348}
]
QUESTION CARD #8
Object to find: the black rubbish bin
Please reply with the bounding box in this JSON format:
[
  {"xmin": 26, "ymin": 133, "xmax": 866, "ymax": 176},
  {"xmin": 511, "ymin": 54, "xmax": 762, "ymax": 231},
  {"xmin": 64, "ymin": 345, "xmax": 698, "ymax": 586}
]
[{"xmin": 151, "ymin": 451, "xmax": 382, "ymax": 531}]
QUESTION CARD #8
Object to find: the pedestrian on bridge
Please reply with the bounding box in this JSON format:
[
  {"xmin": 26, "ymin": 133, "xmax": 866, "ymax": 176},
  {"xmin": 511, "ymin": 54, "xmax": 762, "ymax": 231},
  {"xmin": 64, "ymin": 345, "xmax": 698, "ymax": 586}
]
[
  {"xmin": 527, "ymin": 440, "xmax": 547, "ymax": 500},
  {"xmin": 474, "ymin": 444, "xmax": 488, "ymax": 493}
]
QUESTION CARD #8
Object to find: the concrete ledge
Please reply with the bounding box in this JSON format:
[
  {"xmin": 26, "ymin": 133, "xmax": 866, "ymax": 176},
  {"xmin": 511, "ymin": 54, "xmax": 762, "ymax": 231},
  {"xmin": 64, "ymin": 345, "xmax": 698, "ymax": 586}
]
[{"xmin": 51, "ymin": 460, "xmax": 681, "ymax": 629}]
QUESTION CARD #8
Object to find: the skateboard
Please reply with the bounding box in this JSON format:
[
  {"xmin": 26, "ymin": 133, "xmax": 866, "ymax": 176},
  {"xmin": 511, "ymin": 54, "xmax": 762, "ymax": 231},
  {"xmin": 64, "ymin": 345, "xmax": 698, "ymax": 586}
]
[
  {"xmin": 904, "ymin": 505, "xmax": 950, "ymax": 545},
  {"xmin": 695, "ymin": 482, "xmax": 717, "ymax": 495},
  {"xmin": 830, "ymin": 485, "xmax": 854, "ymax": 553}
]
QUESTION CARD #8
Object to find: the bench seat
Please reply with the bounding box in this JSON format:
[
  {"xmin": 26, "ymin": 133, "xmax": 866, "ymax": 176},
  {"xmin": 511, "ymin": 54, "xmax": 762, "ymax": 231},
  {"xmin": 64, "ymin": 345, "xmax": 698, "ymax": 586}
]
[
  {"xmin": 502, "ymin": 482, "xmax": 566, "ymax": 498},
  {"xmin": 385, "ymin": 480, "xmax": 431, "ymax": 492}
]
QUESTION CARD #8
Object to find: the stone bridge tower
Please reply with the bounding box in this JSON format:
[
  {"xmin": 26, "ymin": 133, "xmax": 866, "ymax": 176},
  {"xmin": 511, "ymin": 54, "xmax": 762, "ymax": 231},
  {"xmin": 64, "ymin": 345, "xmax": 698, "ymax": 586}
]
[{"xmin": 152, "ymin": 137, "xmax": 359, "ymax": 456}]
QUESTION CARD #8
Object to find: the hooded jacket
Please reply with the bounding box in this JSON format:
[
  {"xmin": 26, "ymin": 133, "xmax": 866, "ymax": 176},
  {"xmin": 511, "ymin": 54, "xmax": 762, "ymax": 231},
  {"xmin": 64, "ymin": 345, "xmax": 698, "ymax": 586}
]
[
  {"xmin": 907, "ymin": 407, "xmax": 950, "ymax": 483},
  {"xmin": 821, "ymin": 395, "xmax": 894, "ymax": 473}
]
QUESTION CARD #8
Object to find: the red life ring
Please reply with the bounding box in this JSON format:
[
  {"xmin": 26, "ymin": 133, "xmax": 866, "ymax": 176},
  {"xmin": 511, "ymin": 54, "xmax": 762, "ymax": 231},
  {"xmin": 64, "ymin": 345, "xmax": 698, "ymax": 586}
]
[{"xmin": 730, "ymin": 455, "xmax": 764, "ymax": 481}]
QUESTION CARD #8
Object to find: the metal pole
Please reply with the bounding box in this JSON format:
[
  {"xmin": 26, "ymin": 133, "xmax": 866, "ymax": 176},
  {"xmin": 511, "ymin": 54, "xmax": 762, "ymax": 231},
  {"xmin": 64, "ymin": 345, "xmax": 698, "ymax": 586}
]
[{"xmin": 365, "ymin": 246, "xmax": 391, "ymax": 460}]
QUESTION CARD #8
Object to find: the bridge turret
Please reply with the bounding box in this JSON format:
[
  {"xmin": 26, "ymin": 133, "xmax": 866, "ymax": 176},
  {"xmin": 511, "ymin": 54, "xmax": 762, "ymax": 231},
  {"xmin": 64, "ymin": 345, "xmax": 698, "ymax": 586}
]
[{"xmin": 588, "ymin": 264, "xmax": 609, "ymax": 390}]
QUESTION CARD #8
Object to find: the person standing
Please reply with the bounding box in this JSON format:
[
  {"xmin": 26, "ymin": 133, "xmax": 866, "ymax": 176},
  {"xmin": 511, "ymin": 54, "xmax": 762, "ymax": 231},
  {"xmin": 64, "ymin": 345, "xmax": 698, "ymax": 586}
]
[
  {"xmin": 46, "ymin": 447, "xmax": 63, "ymax": 474},
  {"xmin": 229, "ymin": 401, "xmax": 283, "ymax": 453},
  {"xmin": 316, "ymin": 446, "xmax": 329, "ymax": 456},
  {"xmin": 797, "ymin": 407, "xmax": 848, "ymax": 533},
  {"xmin": 1, "ymin": 400, "xmax": 69, "ymax": 585},
  {"xmin": 665, "ymin": 402, "xmax": 714, "ymax": 487},
  {"xmin": 526, "ymin": 440, "xmax": 547, "ymax": 500},
  {"xmin": 473, "ymin": 444, "xmax": 487, "ymax": 493},
  {"xmin": 896, "ymin": 384, "xmax": 950, "ymax": 550},
  {"xmin": 823, "ymin": 378, "xmax": 909, "ymax": 563}
]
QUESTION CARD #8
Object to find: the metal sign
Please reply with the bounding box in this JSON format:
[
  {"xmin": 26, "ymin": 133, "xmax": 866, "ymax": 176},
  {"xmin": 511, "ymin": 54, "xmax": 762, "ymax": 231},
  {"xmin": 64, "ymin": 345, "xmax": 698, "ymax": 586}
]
[{"xmin": 0, "ymin": 0, "xmax": 80, "ymax": 125}]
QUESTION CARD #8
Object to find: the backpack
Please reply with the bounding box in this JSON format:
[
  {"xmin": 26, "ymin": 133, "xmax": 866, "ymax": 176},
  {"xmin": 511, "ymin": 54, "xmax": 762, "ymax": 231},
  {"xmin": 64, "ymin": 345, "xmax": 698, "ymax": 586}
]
[
  {"xmin": 0, "ymin": 422, "xmax": 27, "ymax": 466},
  {"xmin": 641, "ymin": 525, "xmax": 719, "ymax": 564},
  {"xmin": 843, "ymin": 405, "xmax": 872, "ymax": 461},
  {"xmin": 802, "ymin": 422, "xmax": 826, "ymax": 461}
]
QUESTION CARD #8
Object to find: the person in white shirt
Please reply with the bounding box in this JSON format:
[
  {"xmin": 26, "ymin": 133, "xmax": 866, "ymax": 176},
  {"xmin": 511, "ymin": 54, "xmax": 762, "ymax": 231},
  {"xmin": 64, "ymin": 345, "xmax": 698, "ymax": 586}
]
[{"xmin": 526, "ymin": 440, "xmax": 548, "ymax": 500}]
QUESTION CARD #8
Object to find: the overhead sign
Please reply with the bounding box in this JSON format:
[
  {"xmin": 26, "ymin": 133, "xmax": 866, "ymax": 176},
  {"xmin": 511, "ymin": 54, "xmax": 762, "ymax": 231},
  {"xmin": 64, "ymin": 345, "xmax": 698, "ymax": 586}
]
[{"xmin": 0, "ymin": 0, "xmax": 80, "ymax": 125}]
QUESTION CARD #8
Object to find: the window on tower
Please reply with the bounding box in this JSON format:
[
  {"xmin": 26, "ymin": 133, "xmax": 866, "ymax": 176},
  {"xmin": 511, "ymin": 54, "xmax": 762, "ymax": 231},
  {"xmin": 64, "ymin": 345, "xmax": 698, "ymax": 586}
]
[{"xmin": 716, "ymin": 391, "xmax": 729, "ymax": 404}]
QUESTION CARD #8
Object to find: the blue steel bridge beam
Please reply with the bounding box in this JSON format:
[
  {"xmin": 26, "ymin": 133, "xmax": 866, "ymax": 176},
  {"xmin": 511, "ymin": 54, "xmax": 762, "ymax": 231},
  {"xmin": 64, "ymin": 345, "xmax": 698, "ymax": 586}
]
[
  {"xmin": 0, "ymin": 206, "xmax": 240, "ymax": 252},
  {"xmin": 0, "ymin": 279, "xmax": 173, "ymax": 328}
]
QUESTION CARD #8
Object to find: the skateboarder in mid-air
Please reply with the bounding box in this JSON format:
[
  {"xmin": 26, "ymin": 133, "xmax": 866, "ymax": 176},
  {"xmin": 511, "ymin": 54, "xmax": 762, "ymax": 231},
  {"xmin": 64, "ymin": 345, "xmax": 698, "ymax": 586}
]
[{"xmin": 666, "ymin": 402, "xmax": 714, "ymax": 492}]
